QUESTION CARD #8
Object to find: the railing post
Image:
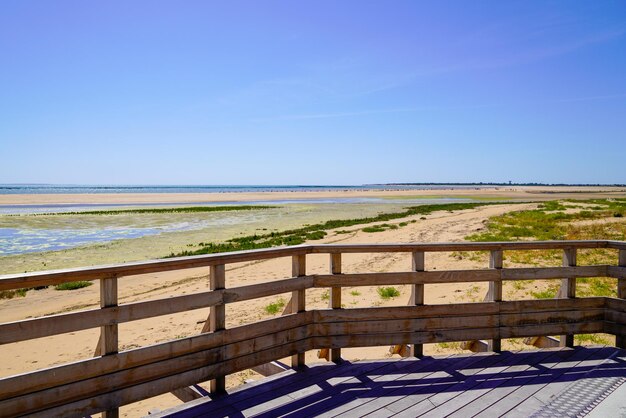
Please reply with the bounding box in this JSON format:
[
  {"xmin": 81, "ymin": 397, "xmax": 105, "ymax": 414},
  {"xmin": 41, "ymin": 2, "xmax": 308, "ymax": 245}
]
[
  {"xmin": 291, "ymin": 254, "xmax": 306, "ymax": 368},
  {"xmin": 99, "ymin": 275, "xmax": 119, "ymax": 418},
  {"xmin": 330, "ymin": 253, "xmax": 342, "ymax": 362},
  {"xmin": 410, "ymin": 251, "xmax": 425, "ymax": 357},
  {"xmin": 560, "ymin": 248, "xmax": 577, "ymax": 348},
  {"xmin": 617, "ymin": 250, "xmax": 626, "ymax": 349},
  {"xmin": 487, "ymin": 250, "xmax": 503, "ymax": 352},
  {"xmin": 209, "ymin": 264, "xmax": 226, "ymax": 393}
]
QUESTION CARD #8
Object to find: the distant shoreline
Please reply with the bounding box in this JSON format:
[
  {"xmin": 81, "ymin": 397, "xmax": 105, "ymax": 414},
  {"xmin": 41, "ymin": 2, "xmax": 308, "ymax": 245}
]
[{"xmin": 0, "ymin": 185, "xmax": 625, "ymax": 206}]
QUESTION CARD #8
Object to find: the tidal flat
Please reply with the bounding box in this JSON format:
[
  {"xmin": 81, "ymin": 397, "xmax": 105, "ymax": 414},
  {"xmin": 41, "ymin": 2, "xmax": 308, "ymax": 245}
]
[{"xmin": 0, "ymin": 202, "xmax": 419, "ymax": 273}]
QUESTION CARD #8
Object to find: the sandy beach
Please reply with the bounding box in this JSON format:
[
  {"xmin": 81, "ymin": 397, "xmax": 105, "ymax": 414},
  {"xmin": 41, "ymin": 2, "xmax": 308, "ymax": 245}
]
[{"xmin": 1, "ymin": 185, "xmax": 626, "ymax": 206}]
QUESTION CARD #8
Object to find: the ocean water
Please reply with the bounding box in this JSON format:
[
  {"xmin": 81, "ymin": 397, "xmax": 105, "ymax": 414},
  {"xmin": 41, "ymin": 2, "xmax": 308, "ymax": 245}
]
[
  {"xmin": 0, "ymin": 184, "xmax": 482, "ymax": 195},
  {"xmin": 0, "ymin": 213, "xmax": 267, "ymax": 256}
]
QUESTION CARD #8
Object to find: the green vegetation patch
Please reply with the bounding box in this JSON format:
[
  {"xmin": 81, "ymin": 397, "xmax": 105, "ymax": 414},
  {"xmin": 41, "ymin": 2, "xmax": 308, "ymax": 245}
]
[
  {"xmin": 54, "ymin": 281, "xmax": 93, "ymax": 291},
  {"xmin": 377, "ymin": 286, "xmax": 401, "ymax": 299},
  {"xmin": 530, "ymin": 284, "xmax": 559, "ymax": 299},
  {"xmin": 30, "ymin": 205, "xmax": 276, "ymax": 216},
  {"xmin": 0, "ymin": 289, "xmax": 28, "ymax": 299},
  {"xmin": 362, "ymin": 226, "xmax": 386, "ymax": 233},
  {"xmin": 466, "ymin": 199, "xmax": 626, "ymax": 266},
  {"xmin": 168, "ymin": 202, "xmax": 505, "ymax": 257},
  {"xmin": 264, "ymin": 298, "xmax": 286, "ymax": 315},
  {"xmin": 575, "ymin": 333, "xmax": 611, "ymax": 345}
]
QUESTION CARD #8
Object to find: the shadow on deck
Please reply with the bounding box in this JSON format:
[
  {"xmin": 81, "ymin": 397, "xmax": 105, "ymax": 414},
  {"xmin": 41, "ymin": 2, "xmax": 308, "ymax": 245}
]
[{"xmin": 153, "ymin": 346, "xmax": 626, "ymax": 418}]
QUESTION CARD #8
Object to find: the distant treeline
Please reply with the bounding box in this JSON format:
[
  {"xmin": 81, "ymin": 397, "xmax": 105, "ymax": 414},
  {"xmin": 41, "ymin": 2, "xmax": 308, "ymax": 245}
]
[
  {"xmin": 383, "ymin": 182, "xmax": 626, "ymax": 187},
  {"xmin": 28, "ymin": 205, "xmax": 275, "ymax": 216}
]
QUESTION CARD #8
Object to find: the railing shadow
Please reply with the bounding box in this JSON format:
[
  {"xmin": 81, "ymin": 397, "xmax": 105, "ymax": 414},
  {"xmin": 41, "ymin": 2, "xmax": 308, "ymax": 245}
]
[{"xmin": 173, "ymin": 347, "xmax": 626, "ymax": 418}]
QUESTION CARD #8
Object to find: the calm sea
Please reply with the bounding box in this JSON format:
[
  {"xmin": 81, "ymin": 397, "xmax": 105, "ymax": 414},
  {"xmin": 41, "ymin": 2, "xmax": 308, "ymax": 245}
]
[{"xmin": 0, "ymin": 184, "xmax": 483, "ymax": 195}]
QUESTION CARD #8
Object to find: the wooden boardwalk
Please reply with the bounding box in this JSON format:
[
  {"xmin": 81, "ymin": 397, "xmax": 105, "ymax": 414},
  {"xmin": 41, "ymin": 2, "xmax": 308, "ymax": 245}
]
[
  {"xmin": 2, "ymin": 240, "xmax": 626, "ymax": 416},
  {"xmin": 154, "ymin": 346, "xmax": 626, "ymax": 418}
]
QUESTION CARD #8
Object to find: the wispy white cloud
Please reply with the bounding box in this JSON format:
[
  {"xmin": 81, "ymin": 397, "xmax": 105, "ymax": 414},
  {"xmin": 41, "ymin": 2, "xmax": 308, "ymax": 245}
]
[
  {"xmin": 251, "ymin": 103, "xmax": 496, "ymax": 122},
  {"xmin": 252, "ymin": 92, "xmax": 626, "ymax": 122},
  {"xmin": 549, "ymin": 92, "xmax": 626, "ymax": 103},
  {"xmin": 363, "ymin": 26, "xmax": 626, "ymax": 94}
]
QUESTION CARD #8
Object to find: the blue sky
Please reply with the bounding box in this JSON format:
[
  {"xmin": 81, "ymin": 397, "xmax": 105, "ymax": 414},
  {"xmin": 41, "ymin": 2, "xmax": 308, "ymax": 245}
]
[{"xmin": 1, "ymin": 1, "xmax": 625, "ymax": 185}]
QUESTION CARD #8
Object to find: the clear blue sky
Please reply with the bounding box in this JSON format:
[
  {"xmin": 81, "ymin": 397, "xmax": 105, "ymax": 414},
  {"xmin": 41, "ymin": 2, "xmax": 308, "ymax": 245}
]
[{"xmin": 1, "ymin": 1, "xmax": 625, "ymax": 185}]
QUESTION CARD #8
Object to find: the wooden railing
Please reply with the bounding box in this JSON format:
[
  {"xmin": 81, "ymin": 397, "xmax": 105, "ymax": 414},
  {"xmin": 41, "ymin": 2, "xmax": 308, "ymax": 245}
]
[{"xmin": 1, "ymin": 240, "xmax": 626, "ymax": 418}]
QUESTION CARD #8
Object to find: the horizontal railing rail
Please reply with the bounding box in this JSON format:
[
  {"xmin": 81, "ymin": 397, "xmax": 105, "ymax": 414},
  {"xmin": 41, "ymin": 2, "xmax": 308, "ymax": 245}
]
[
  {"xmin": 0, "ymin": 240, "xmax": 624, "ymax": 418},
  {"xmin": 2, "ymin": 240, "xmax": 625, "ymax": 291}
]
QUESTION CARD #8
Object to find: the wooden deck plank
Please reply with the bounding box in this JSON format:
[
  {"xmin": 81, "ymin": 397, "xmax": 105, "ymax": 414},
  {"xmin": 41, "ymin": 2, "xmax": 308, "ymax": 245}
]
[
  {"xmin": 423, "ymin": 348, "xmax": 564, "ymax": 418},
  {"xmin": 473, "ymin": 346, "xmax": 611, "ymax": 417},
  {"xmin": 154, "ymin": 347, "xmax": 626, "ymax": 418},
  {"xmin": 385, "ymin": 349, "xmax": 559, "ymax": 417},
  {"xmin": 254, "ymin": 356, "xmax": 452, "ymax": 418},
  {"xmin": 458, "ymin": 348, "xmax": 592, "ymax": 418},
  {"xmin": 530, "ymin": 348, "xmax": 620, "ymax": 405},
  {"xmin": 273, "ymin": 357, "xmax": 424, "ymax": 418},
  {"xmin": 244, "ymin": 360, "xmax": 413, "ymax": 417},
  {"xmin": 306, "ymin": 353, "xmax": 508, "ymax": 418},
  {"xmin": 355, "ymin": 352, "xmax": 515, "ymax": 418},
  {"xmin": 180, "ymin": 359, "xmax": 400, "ymax": 418},
  {"xmin": 302, "ymin": 355, "xmax": 467, "ymax": 418},
  {"xmin": 505, "ymin": 346, "xmax": 619, "ymax": 417}
]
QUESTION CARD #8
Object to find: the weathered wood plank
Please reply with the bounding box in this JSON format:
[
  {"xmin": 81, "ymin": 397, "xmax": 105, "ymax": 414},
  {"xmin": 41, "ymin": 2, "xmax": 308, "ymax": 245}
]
[
  {"xmin": 250, "ymin": 361, "xmax": 290, "ymax": 377},
  {"xmin": 330, "ymin": 252, "xmax": 342, "ymax": 362},
  {"xmin": 200, "ymin": 356, "xmax": 394, "ymax": 418},
  {"xmin": 98, "ymin": 275, "xmax": 119, "ymax": 418},
  {"xmin": 0, "ymin": 245, "xmax": 311, "ymax": 291},
  {"xmin": 617, "ymin": 249, "xmax": 626, "ymax": 348},
  {"xmin": 171, "ymin": 384, "xmax": 209, "ymax": 402},
  {"xmin": 423, "ymin": 348, "xmax": 565, "ymax": 418},
  {"xmin": 410, "ymin": 251, "xmax": 425, "ymax": 357},
  {"xmin": 22, "ymin": 338, "xmax": 312, "ymax": 418},
  {"xmin": 211, "ymin": 357, "xmax": 424, "ymax": 418},
  {"xmin": 477, "ymin": 346, "xmax": 613, "ymax": 417},
  {"xmin": 488, "ymin": 250, "xmax": 502, "ymax": 352},
  {"xmin": 315, "ymin": 303, "xmax": 498, "ymax": 322},
  {"xmin": 314, "ymin": 270, "xmax": 500, "ymax": 287},
  {"xmin": 608, "ymin": 266, "xmax": 626, "ymax": 279},
  {"xmin": 312, "ymin": 266, "xmax": 607, "ymax": 289},
  {"xmin": 316, "ymin": 315, "xmax": 499, "ymax": 336},
  {"xmin": 498, "ymin": 297, "xmax": 604, "ymax": 313},
  {"xmin": 0, "ymin": 241, "xmax": 615, "ymax": 291},
  {"xmin": 309, "ymin": 240, "xmax": 610, "ymax": 255},
  {"xmin": 225, "ymin": 275, "xmax": 313, "ymax": 303},
  {"xmin": 0, "ymin": 276, "xmax": 315, "ymax": 344},
  {"xmin": 375, "ymin": 350, "xmax": 544, "ymax": 417},
  {"xmin": 559, "ymin": 248, "xmax": 577, "ymax": 348},
  {"xmin": 0, "ymin": 325, "xmax": 314, "ymax": 416},
  {"xmin": 523, "ymin": 335, "xmax": 561, "ymax": 348},
  {"xmin": 12, "ymin": 310, "xmax": 603, "ymax": 418},
  {"xmin": 0, "ymin": 290, "xmax": 220, "ymax": 344},
  {"xmin": 313, "ymin": 320, "xmax": 605, "ymax": 349},
  {"xmin": 316, "ymin": 353, "xmax": 493, "ymax": 418},
  {"xmin": 291, "ymin": 254, "xmax": 306, "ymax": 368},
  {"xmin": 499, "ymin": 309, "xmax": 605, "ymax": 327},
  {"xmin": 209, "ymin": 264, "xmax": 226, "ymax": 393},
  {"xmin": 314, "ymin": 298, "xmax": 604, "ymax": 323},
  {"xmin": 605, "ymin": 297, "xmax": 626, "ymax": 312},
  {"xmin": 501, "ymin": 265, "xmax": 606, "ymax": 280},
  {"xmin": 0, "ymin": 312, "xmax": 312, "ymax": 401},
  {"xmin": 280, "ymin": 355, "xmax": 458, "ymax": 418},
  {"xmin": 607, "ymin": 240, "xmax": 626, "ymax": 250}
]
